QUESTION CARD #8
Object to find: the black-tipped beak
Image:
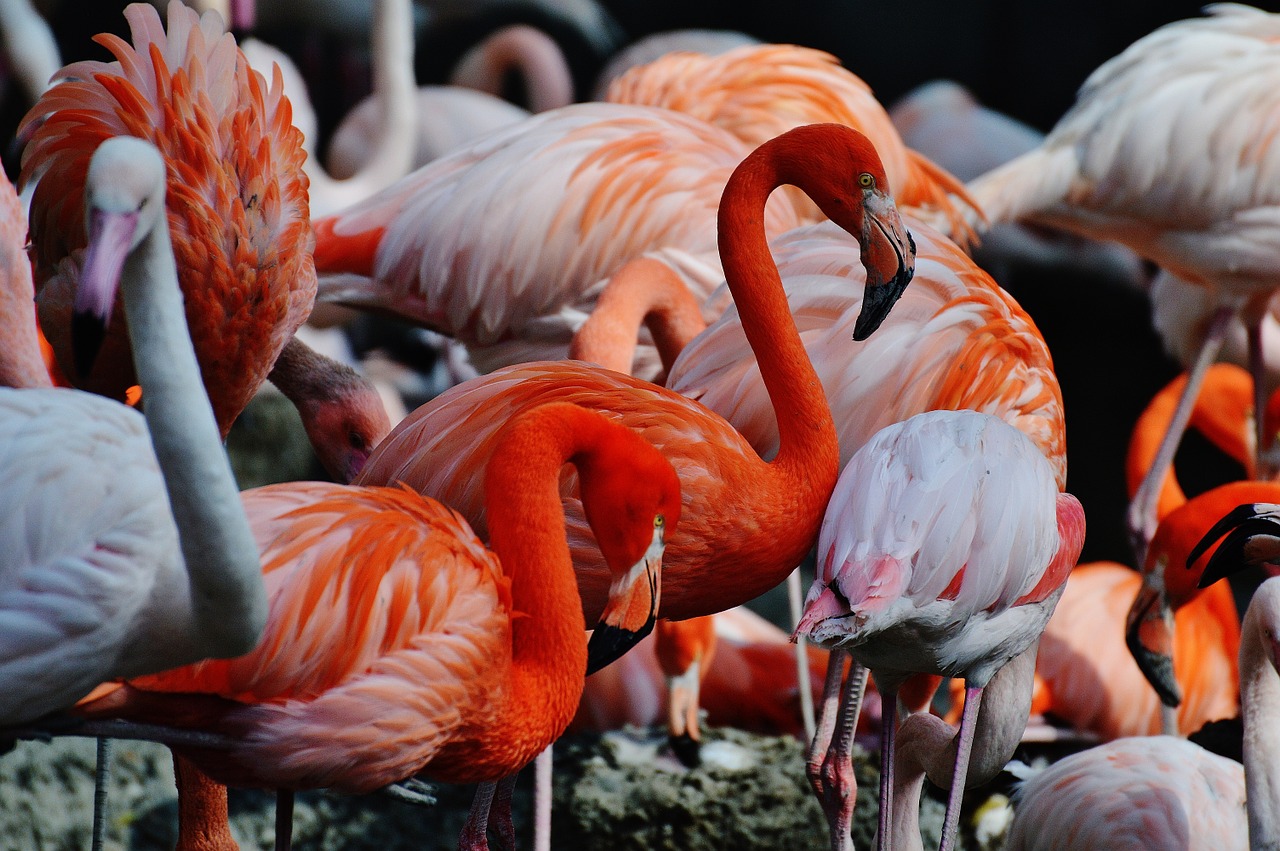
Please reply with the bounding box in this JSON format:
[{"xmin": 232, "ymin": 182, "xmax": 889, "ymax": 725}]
[
  {"xmin": 586, "ymin": 617, "xmax": 655, "ymax": 675},
  {"xmin": 1124, "ymin": 583, "xmax": 1182, "ymax": 707},
  {"xmin": 854, "ymin": 194, "xmax": 916, "ymax": 341},
  {"xmin": 1191, "ymin": 503, "xmax": 1280, "ymax": 588},
  {"xmin": 73, "ymin": 207, "xmax": 139, "ymax": 377}
]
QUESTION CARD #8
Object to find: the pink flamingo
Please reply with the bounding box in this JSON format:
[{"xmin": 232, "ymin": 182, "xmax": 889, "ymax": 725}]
[
  {"xmin": 963, "ymin": 5, "xmax": 1280, "ymax": 559},
  {"xmin": 0, "ymin": 136, "xmax": 268, "ymax": 726},
  {"xmin": 796, "ymin": 409, "xmax": 1086, "ymax": 851},
  {"xmin": 310, "ymin": 100, "xmax": 809, "ymax": 381},
  {"xmin": 19, "ymin": 1, "xmax": 389, "ymax": 481}
]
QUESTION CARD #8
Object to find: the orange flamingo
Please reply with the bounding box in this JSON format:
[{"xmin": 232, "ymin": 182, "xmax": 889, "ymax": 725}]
[
  {"xmin": 310, "ymin": 100, "xmax": 809, "ymax": 381},
  {"xmin": 353, "ymin": 122, "xmax": 915, "ymax": 629},
  {"xmin": 80, "ymin": 399, "xmax": 682, "ymax": 851},
  {"xmin": 17, "ymin": 2, "xmax": 389, "ymax": 480},
  {"xmin": 602, "ymin": 42, "xmax": 978, "ymax": 240}
]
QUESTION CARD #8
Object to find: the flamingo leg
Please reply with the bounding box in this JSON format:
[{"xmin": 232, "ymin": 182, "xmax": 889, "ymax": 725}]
[
  {"xmin": 807, "ymin": 648, "xmax": 849, "ymax": 797},
  {"xmin": 816, "ymin": 657, "xmax": 868, "ymax": 851},
  {"xmin": 667, "ymin": 657, "xmax": 704, "ymax": 766},
  {"xmin": 490, "ymin": 772, "xmax": 519, "ymax": 851},
  {"xmin": 274, "ymin": 790, "xmax": 294, "ymax": 851},
  {"xmin": 875, "ymin": 682, "xmax": 899, "ymax": 851},
  {"xmin": 789, "ymin": 566, "xmax": 817, "ymax": 740},
  {"xmin": 534, "ymin": 745, "xmax": 552, "ymax": 851},
  {"xmin": 1248, "ymin": 309, "xmax": 1277, "ymax": 480},
  {"xmin": 91, "ymin": 737, "xmax": 110, "ymax": 851},
  {"xmin": 938, "ymin": 685, "xmax": 984, "ymax": 851},
  {"xmin": 173, "ymin": 752, "xmax": 239, "ymax": 851},
  {"xmin": 1127, "ymin": 303, "xmax": 1237, "ymax": 562},
  {"xmin": 459, "ymin": 781, "xmax": 496, "ymax": 851}
]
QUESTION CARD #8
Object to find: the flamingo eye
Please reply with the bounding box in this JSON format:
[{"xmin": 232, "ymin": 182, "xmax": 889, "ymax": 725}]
[
  {"xmin": 348, "ymin": 430, "xmax": 364, "ymax": 449},
  {"xmin": 654, "ymin": 515, "xmax": 665, "ymax": 529},
  {"xmin": 858, "ymin": 173, "xmax": 875, "ymax": 189}
]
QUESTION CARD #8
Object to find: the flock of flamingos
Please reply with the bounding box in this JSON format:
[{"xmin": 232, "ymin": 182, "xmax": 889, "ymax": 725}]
[{"xmin": 5, "ymin": 0, "xmax": 1280, "ymax": 848}]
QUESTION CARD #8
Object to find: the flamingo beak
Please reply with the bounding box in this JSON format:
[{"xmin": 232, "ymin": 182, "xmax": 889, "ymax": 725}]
[
  {"xmin": 74, "ymin": 208, "xmax": 139, "ymax": 378},
  {"xmin": 1124, "ymin": 579, "xmax": 1181, "ymax": 707},
  {"xmin": 586, "ymin": 526, "xmax": 664, "ymax": 675},
  {"xmin": 854, "ymin": 190, "xmax": 916, "ymax": 341},
  {"xmin": 1191, "ymin": 502, "xmax": 1280, "ymax": 588}
]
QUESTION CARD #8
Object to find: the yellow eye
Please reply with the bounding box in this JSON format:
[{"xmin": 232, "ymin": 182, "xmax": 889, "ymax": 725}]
[
  {"xmin": 858, "ymin": 173, "xmax": 875, "ymax": 188},
  {"xmin": 654, "ymin": 515, "xmax": 665, "ymax": 528}
]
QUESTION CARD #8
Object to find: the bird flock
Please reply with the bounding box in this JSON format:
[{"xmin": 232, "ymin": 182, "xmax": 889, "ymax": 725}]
[{"xmin": 4, "ymin": 1, "xmax": 1280, "ymax": 850}]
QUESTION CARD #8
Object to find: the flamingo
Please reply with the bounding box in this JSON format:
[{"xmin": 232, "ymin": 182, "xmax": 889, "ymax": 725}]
[
  {"xmin": 447, "ymin": 24, "xmax": 574, "ymax": 113},
  {"xmin": 353, "ymin": 119, "xmax": 914, "ymax": 613},
  {"xmin": 962, "ymin": 4, "xmax": 1280, "ymax": 558},
  {"xmin": 1004, "ymin": 577, "xmax": 1280, "ymax": 849},
  {"xmin": 602, "ymin": 42, "xmax": 978, "ymax": 240},
  {"xmin": 0, "ymin": 136, "xmax": 268, "ymax": 726},
  {"xmin": 310, "ymin": 100, "xmax": 808, "ymax": 381},
  {"xmin": 796, "ymin": 409, "xmax": 1086, "ymax": 851},
  {"xmin": 0, "ymin": 0, "xmax": 61, "ymax": 104},
  {"xmin": 591, "ymin": 28, "xmax": 760, "ymax": 100},
  {"xmin": 81, "ymin": 398, "xmax": 681, "ymax": 851}
]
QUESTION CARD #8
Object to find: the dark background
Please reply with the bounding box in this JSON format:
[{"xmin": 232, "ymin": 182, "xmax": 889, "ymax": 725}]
[{"xmin": 8, "ymin": 0, "xmax": 1276, "ymax": 565}]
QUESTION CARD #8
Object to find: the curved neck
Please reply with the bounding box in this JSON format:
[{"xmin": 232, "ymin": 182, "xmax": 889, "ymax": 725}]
[
  {"xmin": 718, "ymin": 148, "xmax": 839, "ymax": 488},
  {"xmin": 888, "ymin": 645, "xmax": 1037, "ymax": 851},
  {"xmin": 305, "ymin": 0, "xmax": 417, "ymax": 217},
  {"xmin": 123, "ymin": 214, "xmax": 267, "ymax": 658},
  {"xmin": 1240, "ymin": 592, "xmax": 1280, "ymax": 847},
  {"xmin": 449, "ymin": 25, "xmax": 574, "ymax": 113},
  {"xmin": 569, "ymin": 255, "xmax": 707, "ymax": 377},
  {"xmin": 480, "ymin": 406, "xmax": 604, "ymax": 760},
  {"xmin": 0, "ymin": 215, "xmax": 54, "ymax": 388}
]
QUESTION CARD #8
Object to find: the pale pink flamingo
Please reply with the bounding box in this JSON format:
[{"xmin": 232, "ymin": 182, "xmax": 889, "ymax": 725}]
[
  {"xmin": 81, "ymin": 398, "xmax": 680, "ymax": 851},
  {"xmin": 796, "ymin": 409, "xmax": 1086, "ymax": 851},
  {"xmin": 310, "ymin": 100, "xmax": 809, "ymax": 381},
  {"xmin": 19, "ymin": 1, "xmax": 390, "ymax": 482},
  {"xmin": 602, "ymin": 42, "xmax": 978, "ymax": 240},
  {"xmin": 352, "ymin": 120, "xmax": 914, "ymax": 622},
  {"xmin": 1004, "ymin": 567, "xmax": 1280, "ymax": 849},
  {"xmin": 963, "ymin": 4, "xmax": 1280, "ymax": 558},
  {"xmin": 0, "ymin": 0, "xmax": 60, "ymax": 104},
  {"xmin": 0, "ymin": 136, "xmax": 268, "ymax": 726},
  {"xmin": 592, "ymin": 28, "xmax": 759, "ymax": 100}
]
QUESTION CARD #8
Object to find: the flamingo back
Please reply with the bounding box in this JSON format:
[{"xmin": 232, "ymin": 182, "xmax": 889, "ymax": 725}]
[
  {"xmin": 312, "ymin": 102, "xmax": 803, "ymax": 360},
  {"xmin": 19, "ymin": 1, "xmax": 314, "ymax": 432},
  {"xmin": 128, "ymin": 481, "xmax": 509, "ymax": 791},
  {"xmin": 668, "ymin": 219, "xmax": 1066, "ymax": 488}
]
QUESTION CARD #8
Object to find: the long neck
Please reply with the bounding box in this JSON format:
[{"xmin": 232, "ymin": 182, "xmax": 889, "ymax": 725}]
[
  {"xmin": 122, "ymin": 216, "xmax": 267, "ymax": 659},
  {"xmin": 305, "ymin": 0, "xmax": 417, "ymax": 217},
  {"xmin": 569, "ymin": 255, "xmax": 707, "ymax": 376},
  {"xmin": 450, "ymin": 25, "xmax": 574, "ymax": 113},
  {"xmin": 718, "ymin": 152, "xmax": 839, "ymax": 492},
  {"xmin": 480, "ymin": 408, "xmax": 598, "ymax": 761},
  {"xmin": 888, "ymin": 645, "xmax": 1037, "ymax": 850},
  {"xmin": 1240, "ymin": 594, "xmax": 1280, "ymax": 848}
]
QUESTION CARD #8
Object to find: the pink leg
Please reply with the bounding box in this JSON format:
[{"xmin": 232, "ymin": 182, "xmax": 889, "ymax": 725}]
[
  {"xmin": 807, "ymin": 648, "xmax": 849, "ymax": 796},
  {"xmin": 534, "ymin": 746, "xmax": 552, "ymax": 851},
  {"xmin": 810, "ymin": 653, "xmax": 867, "ymax": 851},
  {"xmin": 1127, "ymin": 303, "xmax": 1236, "ymax": 563},
  {"xmin": 459, "ymin": 781, "xmax": 496, "ymax": 851},
  {"xmin": 875, "ymin": 683, "xmax": 899, "ymax": 851},
  {"xmin": 938, "ymin": 685, "xmax": 984, "ymax": 851}
]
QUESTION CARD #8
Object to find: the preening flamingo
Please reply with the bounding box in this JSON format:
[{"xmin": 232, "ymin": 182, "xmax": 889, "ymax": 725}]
[
  {"xmin": 603, "ymin": 42, "xmax": 978, "ymax": 240},
  {"xmin": 0, "ymin": 136, "xmax": 268, "ymax": 726},
  {"xmin": 963, "ymin": 4, "xmax": 1280, "ymax": 557},
  {"xmin": 19, "ymin": 1, "xmax": 391, "ymax": 481},
  {"xmin": 354, "ymin": 121, "xmax": 915, "ymax": 625},
  {"xmin": 796, "ymin": 409, "xmax": 1086, "ymax": 851},
  {"xmin": 81, "ymin": 399, "xmax": 680, "ymax": 851},
  {"xmin": 310, "ymin": 100, "xmax": 807, "ymax": 380}
]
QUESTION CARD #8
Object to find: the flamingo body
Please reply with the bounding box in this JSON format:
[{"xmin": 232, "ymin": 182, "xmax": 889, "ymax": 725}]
[
  {"xmin": 798, "ymin": 410, "xmax": 1083, "ymax": 687},
  {"xmin": 19, "ymin": 1, "xmax": 315, "ymax": 435},
  {"xmin": 312, "ymin": 101, "xmax": 803, "ymax": 377}
]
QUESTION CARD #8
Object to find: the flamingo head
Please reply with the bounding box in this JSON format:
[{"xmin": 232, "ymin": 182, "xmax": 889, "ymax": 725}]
[
  {"xmin": 578, "ymin": 426, "xmax": 682, "ymax": 675},
  {"xmin": 74, "ymin": 137, "xmax": 168, "ymax": 377},
  {"xmin": 293, "ymin": 369, "xmax": 394, "ymax": 484}
]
